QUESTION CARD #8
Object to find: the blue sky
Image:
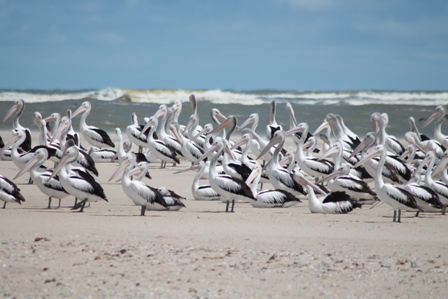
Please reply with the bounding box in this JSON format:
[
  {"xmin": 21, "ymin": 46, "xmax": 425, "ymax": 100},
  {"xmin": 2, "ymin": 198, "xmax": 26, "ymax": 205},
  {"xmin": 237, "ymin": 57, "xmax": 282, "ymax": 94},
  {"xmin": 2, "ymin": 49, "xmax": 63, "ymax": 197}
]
[{"xmin": 0, "ymin": 0, "xmax": 447, "ymax": 90}]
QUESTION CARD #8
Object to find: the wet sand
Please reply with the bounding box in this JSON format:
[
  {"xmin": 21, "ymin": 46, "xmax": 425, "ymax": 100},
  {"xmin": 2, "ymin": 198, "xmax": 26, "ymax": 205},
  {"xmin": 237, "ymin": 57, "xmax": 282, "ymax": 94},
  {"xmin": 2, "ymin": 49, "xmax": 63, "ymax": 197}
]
[{"xmin": 0, "ymin": 131, "xmax": 448, "ymax": 298}]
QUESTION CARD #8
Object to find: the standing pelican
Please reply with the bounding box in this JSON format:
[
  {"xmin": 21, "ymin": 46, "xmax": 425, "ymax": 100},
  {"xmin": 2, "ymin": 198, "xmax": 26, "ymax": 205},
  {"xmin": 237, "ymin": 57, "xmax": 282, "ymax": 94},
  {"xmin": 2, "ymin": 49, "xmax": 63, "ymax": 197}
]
[
  {"xmin": 109, "ymin": 155, "xmax": 168, "ymax": 215},
  {"xmin": 71, "ymin": 101, "xmax": 115, "ymax": 148},
  {"xmin": 141, "ymin": 116, "xmax": 180, "ymax": 168},
  {"xmin": 194, "ymin": 137, "xmax": 255, "ymax": 212},
  {"xmin": 50, "ymin": 142, "xmax": 108, "ymax": 212},
  {"xmin": 0, "ymin": 174, "xmax": 25, "ymax": 208},
  {"xmin": 257, "ymin": 130, "xmax": 307, "ymax": 198},
  {"xmin": 14, "ymin": 148, "xmax": 69, "ymax": 209},
  {"xmin": 353, "ymin": 145, "xmax": 422, "ymax": 222},
  {"xmin": 267, "ymin": 101, "xmax": 282, "ymax": 140},
  {"xmin": 126, "ymin": 112, "xmax": 149, "ymax": 153},
  {"xmin": 2, "ymin": 99, "xmax": 32, "ymax": 152}
]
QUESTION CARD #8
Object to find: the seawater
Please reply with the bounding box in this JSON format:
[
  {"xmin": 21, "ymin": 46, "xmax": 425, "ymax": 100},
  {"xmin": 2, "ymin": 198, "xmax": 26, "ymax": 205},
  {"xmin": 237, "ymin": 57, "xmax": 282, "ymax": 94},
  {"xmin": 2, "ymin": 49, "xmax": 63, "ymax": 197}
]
[{"xmin": 0, "ymin": 88, "xmax": 447, "ymax": 139}]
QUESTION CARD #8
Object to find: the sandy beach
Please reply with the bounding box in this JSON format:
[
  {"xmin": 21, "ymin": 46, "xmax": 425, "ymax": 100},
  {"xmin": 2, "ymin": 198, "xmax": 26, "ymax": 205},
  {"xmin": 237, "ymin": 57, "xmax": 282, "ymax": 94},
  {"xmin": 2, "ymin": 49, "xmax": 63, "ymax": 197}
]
[{"xmin": 1, "ymin": 131, "xmax": 448, "ymax": 299}]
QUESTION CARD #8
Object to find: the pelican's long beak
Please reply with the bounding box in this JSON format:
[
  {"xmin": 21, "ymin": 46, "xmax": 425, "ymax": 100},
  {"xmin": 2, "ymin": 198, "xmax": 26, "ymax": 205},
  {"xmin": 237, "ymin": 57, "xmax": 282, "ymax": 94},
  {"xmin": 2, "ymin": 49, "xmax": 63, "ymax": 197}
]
[
  {"xmin": 311, "ymin": 120, "xmax": 329, "ymax": 136},
  {"xmin": 256, "ymin": 134, "xmax": 282, "ymax": 160},
  {"xmin": 230, "ymin": 137, "xmax": 247, "ymax": 151},
  {"xmin": 192, "ymin": 143, "xmax": 220, "ymax": 167},
  {"xmin": 174, "ymin": 164, "xmax": 200, "ymax": 174},
  {"xmin": 421, "ymin": 110, "xmax": 441, "ymax": 130},
  {"xmin": 153, "ymin": 108, "xmax": 165, "ymax": 119},
  {"xmin": 208, "ymin": 117, "xmax": 233, "ymax": 135},
  {"xmin": 348, "ymin": 134, "xmax": 375, "ymax": 160},
  {"xmin": 432, "ymin": 155, "xmax": 448, "ymax": 180},
  {"xmin": 108, "ymin": 159, "xmax": 131, "ymax": 182},
  {"xmin": 170, "ymin": 125, "xmax": 183, "ymax": 145},
  {"xmin": 14, "ymin": 154, "xmax": 40, "ymax": 180},
  {"xmin": 316, "ymin": 169, "xmax": 344, "ymax": 185},
  {"xmin": 140, "ymin": 120, "xmax": 154, "ymax": 137},
  {"xmin": 286, "ymin": 102, "xmax": 298, "ymax": 127},
  {"xmin": 2, "ymin": 103, "xmax": 19, "ymax": 123},
  {"xmin": 51, "ymin": 121, "xmax": 69, "ymax": 144},
  {"xmin": 71, "ymin": 105, "xmax": 86, "ymax": 118},
  {"xmin": 352, "ymin": 148, "xmax": 382, "ymax": 169},
  {"xmin": 49, "ymin": 151, "xmax": 72, "ymax": 180},
  {"xmin": 245, "ymin": 167, "xmax": 260, "ymax": 185},
  {"xmin": 191, "ymin": 126, "xmax": 210, "ymax": 141},
  {"xmin": 295, "ymin": 175, "xmax": 328, "ymax": 196},
  {"xmin": 319, "ymin": 145, "xmax": 340, "ymax": 161},
  {"xmin": 1, "ymin": 134, "xmax": 20, "ymax": 153},
  {"xmin": 237, "ymin": 117, "xmax": 254, "ymax": 131}
]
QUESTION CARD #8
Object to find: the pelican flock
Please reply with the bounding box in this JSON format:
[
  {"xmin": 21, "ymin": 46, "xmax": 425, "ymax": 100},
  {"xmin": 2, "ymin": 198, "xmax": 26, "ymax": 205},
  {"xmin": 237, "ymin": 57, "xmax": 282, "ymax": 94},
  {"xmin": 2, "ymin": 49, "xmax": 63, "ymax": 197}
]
[{"xmin": 0, "ymin": 97, "xmax": 447, "ymax": 223}]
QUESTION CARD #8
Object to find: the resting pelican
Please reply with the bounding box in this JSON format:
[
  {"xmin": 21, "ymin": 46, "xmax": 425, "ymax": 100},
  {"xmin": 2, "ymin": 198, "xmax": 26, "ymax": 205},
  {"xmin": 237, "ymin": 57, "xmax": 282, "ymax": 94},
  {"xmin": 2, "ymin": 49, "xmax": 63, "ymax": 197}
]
[
  {"xmin": 2, "ymin": 99, "xmax": 32, "ymax": 152},
  {"xmin": 109, "ymin": 155, "xmax": 167, "ymax": 215},
  {"xmin": 296, "ymin": 176, "xmax": 362, "ymax": 214},
  {"xmin": 14, "ymin": 148, "xmax": 69, "ymax": 209},
  {"xmin": 353, "ymin": 145, "xmax": 422, "ymax": 222},
  {"xmin": 157, "ymin": 187, "xmax": 186, "ymax": 211},
  {"xmin": 246, "ymin": 164, "xmax": 301, "ymax": 208},
  {"xmin": 0, "ymin": 174, "xmax": 25, "ymax": 208},
  {"xmin": 50, "ymin": 142, "xmax": 108, "ymax": 212},
  {"xmin": 71, "ymin": 101, "xmax": 115, "ymax": 148}
]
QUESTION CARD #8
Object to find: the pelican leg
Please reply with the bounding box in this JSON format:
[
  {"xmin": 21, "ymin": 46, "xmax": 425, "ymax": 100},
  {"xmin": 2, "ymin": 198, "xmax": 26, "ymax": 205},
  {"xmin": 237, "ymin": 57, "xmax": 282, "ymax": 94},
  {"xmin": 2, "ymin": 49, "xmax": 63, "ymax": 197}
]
[
  {"xmin": 397, "ymin": 210, "xmax": 401, "ymax": 223},
  {"xmin": 47, "ymin": 197, "xmax": 52, "ymax": 209},
  {"xmin": 230, "ymin": 199, "xmax": 235, "ymax": 212},
  {"xmin": 415, "ymin": 211, "xmax": 420, "ymax": 217},
  {"xmin": 140, "ymin": 205, "xmax": 146, "ymax": 216},
  {"xmin": 442, "ymin": 206, "xmax": 446, "ymax": 215},
  {"xmin": 393, "ymin": 210, "xmax": 397, "ymax": 222},
  {"xmin": 57, "ymin": 199, "xmax": 61, "ymax": 209},
  {"xmin": 28, "ymin": 176, "xmax": 33, "ymax": 184},
  {"xmin": 225, "ymin": 200, "xmax": 230, "ymax": 212},
  {"xmin": 2, "ymin": 202, "xmax": 6, "ymax": 209},
  {"xmin": 138, "ymin": 146, "xmax": 142, "ymax": 154},
  {"xmin": 79, "ymin": 200, "xmax": 87, "ymax": 212}
]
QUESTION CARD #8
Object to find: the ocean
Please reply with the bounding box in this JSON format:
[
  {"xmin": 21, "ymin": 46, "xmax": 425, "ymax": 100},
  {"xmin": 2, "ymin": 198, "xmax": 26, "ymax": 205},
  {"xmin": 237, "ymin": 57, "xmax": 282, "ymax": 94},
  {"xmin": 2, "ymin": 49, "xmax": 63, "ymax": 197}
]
[{"xmin": 0, "ymin": 88, "xmax": 447, "ymax": 140}]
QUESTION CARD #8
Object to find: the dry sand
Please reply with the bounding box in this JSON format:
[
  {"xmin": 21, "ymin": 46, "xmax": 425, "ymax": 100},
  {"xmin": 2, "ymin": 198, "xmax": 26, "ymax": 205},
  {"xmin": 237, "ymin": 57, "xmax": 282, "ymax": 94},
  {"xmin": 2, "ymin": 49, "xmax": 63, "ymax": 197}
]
[{"xmin": 0, "ymin": 131, "xmax": 448, "ymax": 298}]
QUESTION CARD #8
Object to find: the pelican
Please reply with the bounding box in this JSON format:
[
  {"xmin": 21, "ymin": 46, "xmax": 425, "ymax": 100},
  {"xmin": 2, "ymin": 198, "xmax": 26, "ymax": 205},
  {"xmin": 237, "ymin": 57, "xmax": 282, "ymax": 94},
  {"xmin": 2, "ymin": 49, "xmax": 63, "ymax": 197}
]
[
  {"xmin": 246, "ymin": 164, "xmax": 301, "ymax": 208},
  {"xmin": 141, "ymin": 116, "xmax": 180, "ymax": 168},
  {"xmin": 403, "ymin": 177, "xmax": 443, "ymax": 217},
  {"xmin": 126, "ymin": 112, "xmax": 150, "ymax": 153},
  {"xmin": 292, "ymin": 123, "xmax": 334, "ymax": 180},
  {"xmin": 267, "ymin": 101, "xmax": 282, "ymax": 140},
  {"xmin": 2, "ymin": 99, "xmax": 32, "ymax": 152},
  {"xmin": 170, "ymin": 122, "xmax": 204, "ymax": 164},
  {"xmin": 50, "ymin": 142, "xmax": 108, "ymax": 212},
  {"xmin": 0, "ymin": 135, "xmax": 13, "ymax": 161},
  {"xmin": 353, "ymin": 145, "xmax": 422, "ymax": 222},
  {"xmin": 414, "ymin": 150, "xmax": 448, "ymax": 214},
  {"xmin": 371, "ymin": 112, "xmax": 405, "ymax": 155},
  {"xmin": 194, "ymin": 137, "xmax": 255, "ymax": 212},
  {"xmin": 0, "ymin": 174, "xmax": 25, "ymax": 208},
  {"xmin": 421, "ymin": 106, "xmax": 448, "ymax": 147},
  {"xmin": 257, "ymin": 130, "xmax": 307, "ymax": 198},
  {"xmin": 14, "ymin": 148, "xmax": 69, "ymax": 209},
  {"xmin": 109, "ymin": 155, "xmax": 167, "ymax": 215},
  {"xmin": 296, "ymin": 176, "xmax": 362, "ymax": 214},
  {"xmin": 157, "ymin": 187, "xmax": 186, "ymax": 211},
  {"xmin": 317, "ymin": 164, "xmax": 378, "ymax": 205},
  {"xmin": 50, "ymin": 114, "xmax": 99, "ymax": 176},
  {"xmin": 71, "ymin": 101, "xmax": 115, "ymax": 148}
]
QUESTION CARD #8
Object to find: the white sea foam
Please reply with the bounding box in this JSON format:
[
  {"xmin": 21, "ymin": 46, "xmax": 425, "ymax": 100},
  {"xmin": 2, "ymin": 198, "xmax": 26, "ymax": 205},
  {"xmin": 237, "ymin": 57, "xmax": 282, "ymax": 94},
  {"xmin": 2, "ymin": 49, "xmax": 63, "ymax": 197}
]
[{"xmin": 0, "ymin": 88, "xmax": 447, "ymax": 106}]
